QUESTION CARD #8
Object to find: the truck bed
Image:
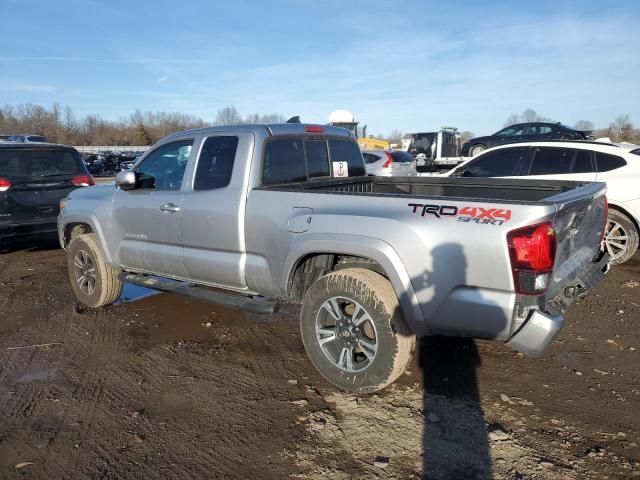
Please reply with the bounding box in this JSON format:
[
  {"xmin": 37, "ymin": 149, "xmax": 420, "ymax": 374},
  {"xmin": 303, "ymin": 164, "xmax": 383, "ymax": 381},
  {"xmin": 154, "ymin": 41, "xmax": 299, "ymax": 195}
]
[{"xmin": 260, "ymin": 176, "xmax": 593, "ymax": 203}]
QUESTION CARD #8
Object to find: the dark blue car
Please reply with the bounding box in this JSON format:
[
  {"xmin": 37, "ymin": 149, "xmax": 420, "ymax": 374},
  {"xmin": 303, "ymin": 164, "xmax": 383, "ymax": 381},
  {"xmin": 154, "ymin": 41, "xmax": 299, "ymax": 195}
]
[{"xmin": 0, "ymin": 143, "xmax": 94, "ymax": 245}]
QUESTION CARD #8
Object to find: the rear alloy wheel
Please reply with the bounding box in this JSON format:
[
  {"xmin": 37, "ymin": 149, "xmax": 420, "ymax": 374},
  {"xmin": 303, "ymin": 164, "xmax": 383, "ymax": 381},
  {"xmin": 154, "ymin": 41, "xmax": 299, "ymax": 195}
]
[
  {"xmin": 300, "ymin": 268, "xmax": 414, "ymax": 393},
  {"xmin": 604, "ymin": 210, "xmax": 639, "ymax": 265},
  {"xmin": 469, "ymin": 144, "xmax": 486, "ymax": 156}
]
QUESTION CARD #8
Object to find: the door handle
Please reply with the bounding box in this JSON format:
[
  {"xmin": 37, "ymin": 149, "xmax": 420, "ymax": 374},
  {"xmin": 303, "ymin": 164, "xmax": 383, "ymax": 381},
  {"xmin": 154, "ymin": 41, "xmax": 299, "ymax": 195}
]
[{"xmin": 160, "ymin": 203, "xmax": 180, "ymax": 213}]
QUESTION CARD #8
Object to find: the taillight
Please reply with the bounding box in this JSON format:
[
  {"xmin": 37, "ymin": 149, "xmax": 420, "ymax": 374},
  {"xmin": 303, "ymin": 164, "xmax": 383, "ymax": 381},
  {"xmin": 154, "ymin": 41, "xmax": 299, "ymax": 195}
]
[
  {"xmin": 0, "ymin": 177, "xmax": 11, "ymax": 192},
  {"xmin": 304, "ymin": 125, "xmax": 324, "ymax": 133},
  {"xmin": 507, "ymin": 222, "xmax": 556, "ymax": 295},
  {"xmin": 72, "ymin": 174, "xmax": 95, "ymax": 187},
  {"xmin": 600, "ymin": 196, "xmax": 608, "ymax": 244},
  {"xmin": 382, "ymin": 151, "xmax": 394, "ymax": 168}
]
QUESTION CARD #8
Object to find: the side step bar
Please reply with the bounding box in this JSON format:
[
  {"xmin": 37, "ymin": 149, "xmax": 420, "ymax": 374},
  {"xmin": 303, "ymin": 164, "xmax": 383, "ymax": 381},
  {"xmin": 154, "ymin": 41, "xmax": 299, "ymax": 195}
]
[{"xmin": 118, "ymin": 273, "xmax": 279, "ymax": 314}]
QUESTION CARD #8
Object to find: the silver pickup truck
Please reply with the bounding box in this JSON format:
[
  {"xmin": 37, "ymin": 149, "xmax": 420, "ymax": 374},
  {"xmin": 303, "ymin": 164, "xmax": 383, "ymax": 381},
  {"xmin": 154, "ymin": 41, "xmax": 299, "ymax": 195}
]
[{"xmin": 58, "ymin": 123, "xmax": 609, "ymax": 392}]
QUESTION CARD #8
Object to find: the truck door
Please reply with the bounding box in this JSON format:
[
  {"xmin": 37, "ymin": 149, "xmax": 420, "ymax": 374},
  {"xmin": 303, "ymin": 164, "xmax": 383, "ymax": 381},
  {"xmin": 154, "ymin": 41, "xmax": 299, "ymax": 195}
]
[
  {"xmin": 110, "ymin": 139, "xmax": 194, "ymax": 278},
  {"xmin": 180, "ymin": 132, "xmax": 254, "ymax": 290}
]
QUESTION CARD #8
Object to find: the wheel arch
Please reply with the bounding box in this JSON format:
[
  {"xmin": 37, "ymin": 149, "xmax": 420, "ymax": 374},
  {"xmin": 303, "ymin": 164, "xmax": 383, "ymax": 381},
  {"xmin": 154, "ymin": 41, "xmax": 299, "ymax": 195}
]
[
  {"xmin": 608, "ymin": 201, "xmax": 640, "ymax": 235},
  {"xmin": 282, "ymin": 234, "xmax": 429, "ymax": 336},
  {"xmin": 60, "ymin": 213, "xmax": 114, "ymax": 264}
]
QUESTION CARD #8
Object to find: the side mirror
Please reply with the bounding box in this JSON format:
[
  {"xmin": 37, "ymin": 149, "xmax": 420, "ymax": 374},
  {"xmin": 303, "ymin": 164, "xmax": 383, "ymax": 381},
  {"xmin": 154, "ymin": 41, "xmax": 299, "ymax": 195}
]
[{"xmin": 115, "ymin": 170, "xmax": 137, "ymax": 190}]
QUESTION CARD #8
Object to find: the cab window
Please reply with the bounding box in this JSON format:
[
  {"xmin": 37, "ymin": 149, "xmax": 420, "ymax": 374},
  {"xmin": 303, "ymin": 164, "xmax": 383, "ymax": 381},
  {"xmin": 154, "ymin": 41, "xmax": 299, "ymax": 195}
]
[
  {"xmin": 194, "ymin": 136, "xmax": 238, "ymax": 190},
  {"xmin": 135, "ymin": 140, "xmax": 193, "ymax": 190}
]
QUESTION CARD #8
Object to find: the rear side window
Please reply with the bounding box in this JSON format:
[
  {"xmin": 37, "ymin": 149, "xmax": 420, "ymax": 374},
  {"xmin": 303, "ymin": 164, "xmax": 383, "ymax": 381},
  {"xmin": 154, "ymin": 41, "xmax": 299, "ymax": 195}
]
[
  {"xmin": 329, "ymin": 139, "xmax": 365, "ymax": 176},
  {"xmin": 390, "ymin": 151, "xmax": 414, "ymax": 163},
  {"xmin": 630, "ymin": 148, "xmax": 640, "ymax": 156},
  {"xmin": 262, "ymin": 137, "xmax": 364, "ymax": 185},
  {"xmin": 0, "ymin": 148, "xmax": 85, "ymax": 181},
  {"xmin": 194, "ymin": 136, "xmax": 238, "ymax": 190},
  {"xmin": 362, "ymin": 153, "xmax": 381, "ymax": 164},
  {"xmin": 305, "ymin": 140, "xmax": 330, "ymax": 178},
  {"xmin": 529, "ymin": 148, "xmax": 574, "ymax": 175},
  {"xmin": 596, "ymin": 152, "xmax": 627, "ymax": 172},
  {"xmin": 263, "ymin": 138, "xmax": 307, "ymax": 185},
  {"xmin": 572, "ymin": 150, "xmax": 594, "ymax": 173},
  {"xmin": 463, "ymin": 148, "xmax": 528, "ymax": 177}
]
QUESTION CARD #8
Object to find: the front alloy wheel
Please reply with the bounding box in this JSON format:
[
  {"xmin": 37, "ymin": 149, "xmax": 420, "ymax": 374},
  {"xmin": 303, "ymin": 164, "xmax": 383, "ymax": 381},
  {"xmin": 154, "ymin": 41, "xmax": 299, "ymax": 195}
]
[{"xmin": 73, "ymin": 249, "xmax": 97, "ymax": 295}]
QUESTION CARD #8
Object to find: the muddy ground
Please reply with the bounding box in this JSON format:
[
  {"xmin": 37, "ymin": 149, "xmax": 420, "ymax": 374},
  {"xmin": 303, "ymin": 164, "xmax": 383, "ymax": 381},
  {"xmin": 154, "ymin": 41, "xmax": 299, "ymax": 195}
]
[{"xmin": 0, "ymin": 240, "xmax": 638, "ymax": 479}]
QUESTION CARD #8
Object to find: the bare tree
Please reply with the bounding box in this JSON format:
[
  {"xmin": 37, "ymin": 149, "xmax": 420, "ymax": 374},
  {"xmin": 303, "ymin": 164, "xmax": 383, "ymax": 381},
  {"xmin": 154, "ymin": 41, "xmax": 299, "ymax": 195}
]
[
  {"xmin": 609, "ymin": 115, "xmax": 634, "ymax": 142},
  {"xmin": 574, "ymin": 120, "xmax": 595, "ymax": 131},
  {"xmin": 505, "ymin": 109, "xmax": 553, "ymax": 126},
  {"xmin": 504, "ymin": 113, "xmax": 520, "ymax": 127},
  {"xmin": 214, "ymin": 106, "xmax": 242, "ymax": 126},
  {"xmin": 459, "ymin": 131, "xmax": 475, "ymax": 144},
  {"xmin": 387, "ymin": 129, "xmax": 403, "ymax": 143}
]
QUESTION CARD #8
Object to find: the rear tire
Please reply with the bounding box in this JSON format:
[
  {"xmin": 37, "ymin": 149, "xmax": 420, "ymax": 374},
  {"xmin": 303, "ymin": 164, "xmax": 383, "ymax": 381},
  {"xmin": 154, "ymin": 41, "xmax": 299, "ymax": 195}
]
[
  {"xmin": 67, "ymin": 233, "xmax": 122, "ymax": 308},
  {"xmin": 300, "ymin": 268, "xmax": 415, "ymax": 393},
  {"xmin": 605, "ymin": 210, "xmax": 639, "ymax": 265}
]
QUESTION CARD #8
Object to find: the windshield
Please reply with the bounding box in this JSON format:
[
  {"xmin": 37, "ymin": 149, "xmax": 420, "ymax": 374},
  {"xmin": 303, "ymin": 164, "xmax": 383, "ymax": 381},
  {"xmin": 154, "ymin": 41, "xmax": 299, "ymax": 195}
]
[
  {"xmin": 408, "ymin": 133, "xmax": 435, "ymax": 155},
  {"xmin": 0, "ymin": 148, "xmax": 85, "ymax": 181}
]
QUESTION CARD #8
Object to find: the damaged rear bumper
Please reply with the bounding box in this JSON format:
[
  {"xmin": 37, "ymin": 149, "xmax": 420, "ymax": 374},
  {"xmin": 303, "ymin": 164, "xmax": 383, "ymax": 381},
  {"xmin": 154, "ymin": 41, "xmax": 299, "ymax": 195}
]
[{"xmin": 505, "ymin": 250, "xmax": 610, "ymax": 357}]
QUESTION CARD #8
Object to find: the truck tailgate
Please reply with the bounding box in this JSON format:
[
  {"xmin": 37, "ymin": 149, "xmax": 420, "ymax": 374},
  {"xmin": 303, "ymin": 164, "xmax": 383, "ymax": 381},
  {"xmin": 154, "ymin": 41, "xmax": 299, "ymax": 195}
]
[{"xmin": 548, "ymin": 184, "xmax": 608, "ymax": 308}]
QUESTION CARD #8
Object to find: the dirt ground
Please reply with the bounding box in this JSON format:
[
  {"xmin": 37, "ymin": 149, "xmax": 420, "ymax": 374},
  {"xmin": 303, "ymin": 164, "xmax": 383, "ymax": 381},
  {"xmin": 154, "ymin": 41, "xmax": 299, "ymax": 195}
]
[{"xmin": 0, "ymin": 240, "xmax": 638, "ymax": 479}]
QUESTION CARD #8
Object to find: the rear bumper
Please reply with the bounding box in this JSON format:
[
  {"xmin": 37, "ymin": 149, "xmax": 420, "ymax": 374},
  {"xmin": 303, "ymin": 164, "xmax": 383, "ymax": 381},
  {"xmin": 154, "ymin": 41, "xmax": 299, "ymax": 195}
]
[
  {"xmin": 0, "ymin": 219, "xmax": 59, "ymax": 241},
  {"xmin": 504, "ymin": 310, "xmax": 564, "ymax": 356},
  {"xmin": 505, "ymin": 250, "xmax": 610, "ymax": 356}
]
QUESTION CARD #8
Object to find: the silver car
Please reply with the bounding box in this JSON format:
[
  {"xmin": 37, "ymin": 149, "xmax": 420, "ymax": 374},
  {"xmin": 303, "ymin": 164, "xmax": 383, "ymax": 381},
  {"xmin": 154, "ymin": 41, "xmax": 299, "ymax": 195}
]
[{"xmin": 362, "ymin": 149, "xmax": 416, "ymax": 176}]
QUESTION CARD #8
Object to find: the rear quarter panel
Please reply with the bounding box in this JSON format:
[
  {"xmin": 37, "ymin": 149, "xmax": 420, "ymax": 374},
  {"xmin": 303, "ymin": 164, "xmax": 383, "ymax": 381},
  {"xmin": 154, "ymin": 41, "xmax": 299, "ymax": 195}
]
[{"xmin": 245, "ymin": 188, "xmax": 556, "ymax": 339}]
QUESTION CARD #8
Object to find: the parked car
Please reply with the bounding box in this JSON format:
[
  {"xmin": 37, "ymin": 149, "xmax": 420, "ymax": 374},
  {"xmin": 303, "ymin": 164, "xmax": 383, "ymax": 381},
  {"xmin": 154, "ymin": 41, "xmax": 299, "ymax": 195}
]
[
  {"xmin": 1, "ymin": 143, "xmax": 94, "ymax": 245},
  {"xmin": 362, "ymin": 149, "xmax": 416, "ymax": 176},
  {"xmin": 448, "ymin": 141, "xmax": 640, "ymax": 264},
  {"xmin": 6, "ymin": 134, "xmax": 48, "ymax": 143},
  {"xmin": 59, "ymin": 123, "xmax": 608, "ymax": 393},
  {"xmin": 461, "ymin": 123, "xmax": 594, "ymax": 157}
]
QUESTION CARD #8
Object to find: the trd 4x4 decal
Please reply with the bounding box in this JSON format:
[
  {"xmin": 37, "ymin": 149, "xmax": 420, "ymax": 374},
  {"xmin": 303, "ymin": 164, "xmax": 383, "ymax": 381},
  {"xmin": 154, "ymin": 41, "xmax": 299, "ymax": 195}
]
[{"xmin": 408, "ymin": 203, "xmax": 512, "ymax": 225}]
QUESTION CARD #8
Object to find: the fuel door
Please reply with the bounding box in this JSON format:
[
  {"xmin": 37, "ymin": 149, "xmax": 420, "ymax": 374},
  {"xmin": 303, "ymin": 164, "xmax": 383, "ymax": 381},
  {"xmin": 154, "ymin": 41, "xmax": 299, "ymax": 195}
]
[{"xmin": 288, "ymin": 207, "xmax": 313, "ymax": 233}]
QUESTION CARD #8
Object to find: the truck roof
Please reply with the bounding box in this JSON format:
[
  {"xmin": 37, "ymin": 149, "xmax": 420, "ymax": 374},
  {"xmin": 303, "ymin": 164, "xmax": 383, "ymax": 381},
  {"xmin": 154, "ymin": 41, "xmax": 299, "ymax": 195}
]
[{"xmin": 164, "ymin": 123, "xmax": 353, "ymax": 141}]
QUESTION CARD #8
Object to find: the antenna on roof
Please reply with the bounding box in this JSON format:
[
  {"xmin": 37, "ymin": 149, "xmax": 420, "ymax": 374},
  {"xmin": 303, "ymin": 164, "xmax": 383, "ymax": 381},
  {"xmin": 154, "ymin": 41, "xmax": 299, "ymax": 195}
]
[{"xmin": 286, "ymin": 116, "xmax": 301, "ymax": 124}]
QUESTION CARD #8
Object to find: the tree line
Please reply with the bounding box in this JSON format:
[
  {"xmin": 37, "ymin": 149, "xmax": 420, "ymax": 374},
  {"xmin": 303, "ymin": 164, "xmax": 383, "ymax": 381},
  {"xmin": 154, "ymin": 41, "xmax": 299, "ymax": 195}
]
[
  {"xmin": 1, "ymin": 103, "xmax": 637, "ymax": 146},
  {"xmin": 0, "ymin": 104, "xmax": 285, "ymax": 146}
]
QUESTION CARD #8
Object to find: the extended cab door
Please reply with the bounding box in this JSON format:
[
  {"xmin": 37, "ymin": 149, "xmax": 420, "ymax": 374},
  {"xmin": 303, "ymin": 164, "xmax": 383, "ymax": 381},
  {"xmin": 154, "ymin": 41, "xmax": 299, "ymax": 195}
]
[
  {"xmin": 110, "ymin": 139, "xmax": 194, "ymax": 278},
  {"xmin": 180, "ymin": 132, "xmax": 254, "ymax": 290}
]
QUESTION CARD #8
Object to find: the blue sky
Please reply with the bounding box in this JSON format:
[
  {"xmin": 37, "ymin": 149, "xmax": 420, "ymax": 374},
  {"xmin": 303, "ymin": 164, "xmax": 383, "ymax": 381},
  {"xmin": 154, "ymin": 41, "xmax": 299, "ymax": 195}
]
[{"xmin": 1, "ymin": 0, "xmax": 638, "ymax": 135}]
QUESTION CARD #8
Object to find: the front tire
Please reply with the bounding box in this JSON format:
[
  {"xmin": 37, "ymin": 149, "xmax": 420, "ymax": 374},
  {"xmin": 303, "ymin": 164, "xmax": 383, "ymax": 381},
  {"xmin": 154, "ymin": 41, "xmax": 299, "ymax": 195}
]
[
  {"xmin": 605, "ymin": 210, "xmax": 639, "ymax": 265},
  {"xmin": 469, "ymin": 144, "xmax": 486, "ymax": 156},
  {"xmin": 67, "ymin": 233, "xmax": 122, "ymax": 308},
  {"xmin": 300, "ymin": 268, "xmax": 415, "ymax": 393}
]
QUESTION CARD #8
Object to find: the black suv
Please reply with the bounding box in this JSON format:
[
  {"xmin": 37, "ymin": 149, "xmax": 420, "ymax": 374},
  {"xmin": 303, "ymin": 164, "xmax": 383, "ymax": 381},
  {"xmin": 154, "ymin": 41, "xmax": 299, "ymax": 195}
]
[
  {"xmin": 1, "ymin": 143, "xmax": 94, "ymax": 245},
  {"xmin": 461, "ymin": 122, "xmax": 593, "ymax": 157}
]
